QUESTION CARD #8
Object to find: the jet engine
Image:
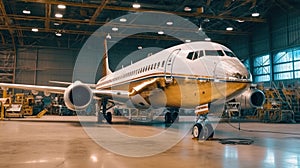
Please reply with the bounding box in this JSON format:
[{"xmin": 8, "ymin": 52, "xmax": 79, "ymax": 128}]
[
  {"xmin": 63, "ymin": 81, "xmax": 93, "ymax": 111},
  {"xmin": 234, "ymin": 88, "xmax": 265, "ymax": 109}
]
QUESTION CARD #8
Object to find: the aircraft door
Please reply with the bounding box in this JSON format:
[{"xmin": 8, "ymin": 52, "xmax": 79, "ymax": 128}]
[{"xmin": 164, "ymin": 49, "xmax": 181, "ymax": 83}]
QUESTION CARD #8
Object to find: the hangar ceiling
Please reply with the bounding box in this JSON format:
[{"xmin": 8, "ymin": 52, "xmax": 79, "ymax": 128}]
[{"xmin": 0, "ymin": 0, "xmax": 299, "ymax": 49}]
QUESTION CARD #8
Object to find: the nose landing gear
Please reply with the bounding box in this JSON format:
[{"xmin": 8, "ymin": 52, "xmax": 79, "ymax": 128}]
[{"xmin": 192, "ymin": 115, "xmax": 214, "ymax": 140}]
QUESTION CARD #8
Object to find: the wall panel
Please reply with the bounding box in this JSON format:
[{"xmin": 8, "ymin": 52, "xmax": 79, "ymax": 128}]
[
  {"xmin": 16, "ymin": 47, "xmax": 78, "ymax": 85},
  {"xmin": 288, "ymin": 12, "xmax": 300, "ymax": 46},
  {"xmin": 225, "ymin": 36, "xmax": 250, "ymax": 60},
  {"xmin": 251, "ymin": 23, "xmax": 270, "ymax": 56}
]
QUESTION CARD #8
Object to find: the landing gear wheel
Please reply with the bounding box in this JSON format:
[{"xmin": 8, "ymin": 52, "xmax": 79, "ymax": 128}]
[
  {"xmin": 192, "ymin": 123, "xmax": 201, "ymax": 139},
  {"xmin": 105, "ymin": 112, "xmax": 112, "ymax": 124},
  {"xmin": 192, "ymin": 123, "xmax": 214, "ymax": 140},
  {"xmin": 172, "ymin": 112, "xmax": 179, "ymax": 123},
  {"xmin": 165, "ymin": 112, "xmax": 172, "ymax": 124},
  {"xmin": 199, "ymin": 123, "xmax": 214, "ymax": 140}
]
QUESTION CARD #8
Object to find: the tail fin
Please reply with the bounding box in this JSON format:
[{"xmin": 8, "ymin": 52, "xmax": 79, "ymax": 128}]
[{"xmin": 101, "ymin": 39, "xmax": 112, "ymax": 77}]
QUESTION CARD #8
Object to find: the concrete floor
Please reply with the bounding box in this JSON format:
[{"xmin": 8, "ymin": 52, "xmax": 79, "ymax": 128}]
[{"xmin": 0, "ymin": 116, "xmax": 300, "ymax": 168}]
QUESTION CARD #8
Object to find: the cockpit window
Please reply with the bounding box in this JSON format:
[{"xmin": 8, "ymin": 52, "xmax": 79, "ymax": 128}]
[
  {"xmin": 187, "ymin": 52, "xmax": 194, "ymax": 60},
  {"xmin": 224, "ymin": 51, "xmax": 236, "ymax": 57},
  {"xmin": 186, "ymin": 50, "xmax": 204, "ymax": 60},
  {"xmin": 205, "ymin": 50, "xmax": 225, "ymax": 56},
  {"xmin": 195, "ymin": 50, "xmax": 204, "ymax": 59}
]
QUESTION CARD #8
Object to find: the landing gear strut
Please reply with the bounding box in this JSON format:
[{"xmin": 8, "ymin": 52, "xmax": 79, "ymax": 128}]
[
  {"xmin": 98, "ymin": 98, "xmax": 113, "ymax": 124},
  {"xmin": 165, "ymin": 108, "xmax": 179, "ymax": 124},
  {"xmin": 192, "ymin": 115, "xmax": 214, "ymax": 140}
]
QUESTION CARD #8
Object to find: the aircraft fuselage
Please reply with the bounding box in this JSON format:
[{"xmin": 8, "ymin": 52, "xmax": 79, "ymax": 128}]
[{"xmin": 96, "ymin": 41, "xmax": 251, "ymax": 109}]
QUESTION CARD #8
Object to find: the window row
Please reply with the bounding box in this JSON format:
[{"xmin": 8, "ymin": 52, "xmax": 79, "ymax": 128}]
[{"xmin": 113, "ymin": 60, "xmax": 166, "ymax": 81}]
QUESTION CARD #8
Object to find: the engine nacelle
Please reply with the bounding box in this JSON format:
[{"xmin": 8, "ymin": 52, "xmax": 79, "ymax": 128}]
[
  {"xmin": 234, "ymin": 88, "xmax": 265, "ymax": 109},
  {"xmin": 63, "ymin": 81, "xmax": 93, "ymax": 111}
]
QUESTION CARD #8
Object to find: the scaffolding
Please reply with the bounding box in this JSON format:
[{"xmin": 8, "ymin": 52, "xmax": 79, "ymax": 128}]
[
  {"xmin": 0, "ymin": 47, "xmax": 16, "ymax": 97},
  {"xmin": 0, "ymin": 48, "xmax": 15, "ymax": 83},
  {"xmin": 257, "ymin": 82, "xmax": 297, "ymax": 123}
]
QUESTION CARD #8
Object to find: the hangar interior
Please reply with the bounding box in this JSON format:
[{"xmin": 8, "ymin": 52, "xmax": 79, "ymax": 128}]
[
  {"xmin": 1, "ymin": 0, "xmax": 300, "ymax": 167},
  {"xmin": 1, "ymin": 0, "xmax": 300, "ymax": 121}
]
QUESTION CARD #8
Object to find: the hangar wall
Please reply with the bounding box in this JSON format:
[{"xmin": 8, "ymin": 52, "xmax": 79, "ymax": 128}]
[
  {"xmin": 251, "ymin": 8, "xmax": 300, "ymax": 56},
  {"xmin": 16, "ymin": 47, "xmax": 78, "ymax": 85},
  {"xmin": 249, "ymin": 7, "xmax": 300, "ymax": 84}
]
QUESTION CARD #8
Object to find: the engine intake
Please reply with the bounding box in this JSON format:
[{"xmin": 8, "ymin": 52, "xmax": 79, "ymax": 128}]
[
  {"xmin": 235, "ymin": 89, "xmax": 265, "ymax": 109},
  {"xmin": 63, "ymin": 81, "xmax": 93, "ymax": 111}
]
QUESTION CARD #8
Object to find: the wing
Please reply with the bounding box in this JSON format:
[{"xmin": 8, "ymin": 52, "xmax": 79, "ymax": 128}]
[
  {"xmin": 0, "ymin": 82, "xmax": 129, "ymax": 99},
  {"xmin": 0, "ymin": 81, "xmax": 130, "ymax": 111},
  {"xmin": 0, "ymin": 83, "xmax": 66, "ymax": 94}
]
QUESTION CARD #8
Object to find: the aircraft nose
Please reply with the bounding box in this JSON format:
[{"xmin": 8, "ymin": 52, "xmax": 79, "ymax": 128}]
[{"xmin": 214, "ymin": 58, "xmax": 251, "ymax": 81}]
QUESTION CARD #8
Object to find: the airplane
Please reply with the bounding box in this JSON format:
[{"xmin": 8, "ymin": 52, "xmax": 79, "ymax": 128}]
[{"xmin": 0, "ymin": 40, "xmax": 262, "ymax": 140}]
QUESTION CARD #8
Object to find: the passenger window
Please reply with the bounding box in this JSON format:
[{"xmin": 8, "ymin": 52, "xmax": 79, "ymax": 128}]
[
  {"xmin": 161, "ymin": 61, "xmax": 165, "ymax": 67},
  {"xmin": 157, "ymin": 62, "xmax": 160, "ymax": 68}
]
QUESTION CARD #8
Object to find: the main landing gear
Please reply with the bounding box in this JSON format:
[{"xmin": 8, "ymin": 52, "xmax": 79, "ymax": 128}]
[
  {"xmin": 164, "ymin": 108, "xmax": 179, "ymax": 124},
  {"xmin": 192, "ymin": 115, "xmax": 214, "ymax": 140},
  {"xmin": 98, "ymin": 98, "xmax": 114, "ymax": 124}
]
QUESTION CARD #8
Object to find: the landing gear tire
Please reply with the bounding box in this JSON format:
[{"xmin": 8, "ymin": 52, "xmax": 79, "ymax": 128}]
[
  {"xmin": 192, "ymin": 123, "xmax": 214, "ymax": 140},
  {"xmin": 165, "ymin": 112, "xmax": 172, "ymax": 124},
  {"xmin": 172, "ymin": 112, "xmax": 179, "ymax": 123},
  {"xmin": 192, "ymin": 123, "xmax": 201, "ymax": 139},
  {"xmin": 105, "ymin": 112, "xmax": 112, "ymax": 124}
]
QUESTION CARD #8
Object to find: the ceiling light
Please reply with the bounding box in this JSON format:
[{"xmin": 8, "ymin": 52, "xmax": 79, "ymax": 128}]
[
  {"xmin": 22, "ymin": 9, "xmax": 31, "ymax": 14},
  {"xmin": 252, "ymin": 12, "xmax": 260, "ymax": 17},
  {"xmin": 185, "ymin": 39, "xmax": 191, "ymax": 43},
  {"xmin": 158, "ymin": 31, "xmax": 164, "ymax": 35},
  {"xmin": 203, "ymin": 18, "xmax": 210, "ymax": 22},
  {"xmin": 236, "ymin": 19, "xmax": 245, "ymax": 23},
  {"xmin": 226, "ymin": 27, "xmax": 233, "ymax": 31},
  {"xmin": 132, "ymin": 3, "xmax": 141, "ymax": 9},
  {"xmin": 55, "ymin": 32, "xmax": 62, "ymax": 37},
  {"xmin": 119, "ymin": 18, "xmax": 127, "ymax": 22},
  {"xmin": 57, "ymin": 4, "xmax": 66, "ymax": 9},
  {"xmin": 166, "ymin": 21, "xmax": 173, "ymax": 26},
  {"xmin": 54, "ymin": 22, "xmax": 60, "ymax": 26},
  {"xmin": 112, "ymin": 27, "xmax": 119, "ymax": 32},
  {"xmin": 55, "ymin": 13, "xmax": 63, "ymax": 18},
  {"xmin": 138, "ymin": 46, "xmax": 143, "ymax": 50},
  {"xmin": 31, "ymin": 28, "xmax": 38, "ymax": 32},
  {"xmin": 184, "ymin": 6, "xmax": 192, "ymax": 12},
  {"xmin": 204, "ymin": 38, "xmax": 211, "ymax": 41}
]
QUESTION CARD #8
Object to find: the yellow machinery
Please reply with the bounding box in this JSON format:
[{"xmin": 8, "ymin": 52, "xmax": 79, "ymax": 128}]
[
  {"xmin": 5, "ymin": 93, "xmax": 35, "ymax": 118},
  {"xmin": 257, "ymin": 83, "xmax": 295, "ymax": 123},
  {"xmin": 36, "ymin": 108, "xmax": 48, "ymax": 118},
  {"xmin": 0, "ymin": 89, "xmax": 7, "ymax": 120}
]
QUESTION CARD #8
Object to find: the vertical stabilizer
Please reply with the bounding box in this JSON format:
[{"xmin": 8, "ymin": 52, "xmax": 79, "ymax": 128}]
[{"xmin": 101, "ymin": 39, "xmax": 112, "ymax": 77}]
